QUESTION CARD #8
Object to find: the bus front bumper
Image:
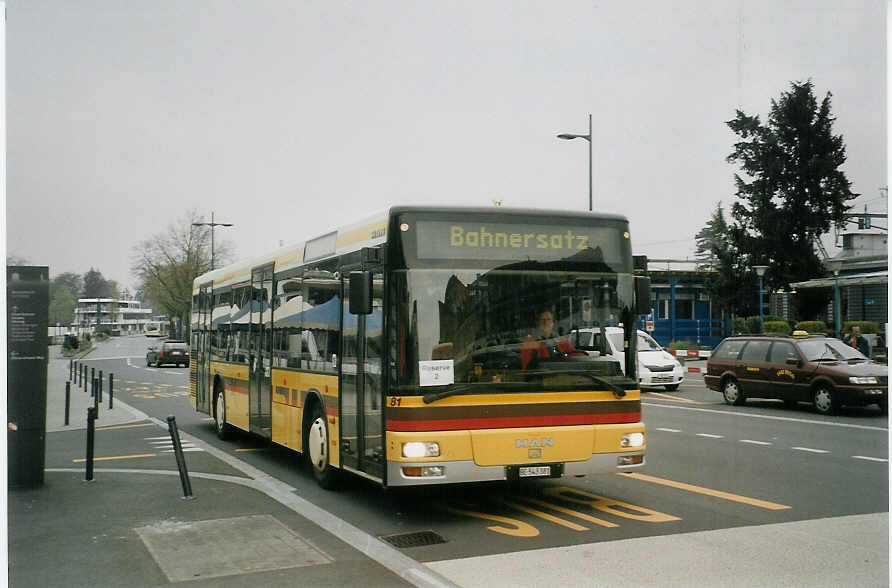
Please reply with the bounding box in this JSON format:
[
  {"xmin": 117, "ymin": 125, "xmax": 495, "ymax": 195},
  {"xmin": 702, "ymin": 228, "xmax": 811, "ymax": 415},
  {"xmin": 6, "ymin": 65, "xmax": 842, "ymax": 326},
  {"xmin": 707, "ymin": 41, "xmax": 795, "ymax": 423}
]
[{"xmin": 386, "ymin": 452, "xmax": 645, "ymax": 486}]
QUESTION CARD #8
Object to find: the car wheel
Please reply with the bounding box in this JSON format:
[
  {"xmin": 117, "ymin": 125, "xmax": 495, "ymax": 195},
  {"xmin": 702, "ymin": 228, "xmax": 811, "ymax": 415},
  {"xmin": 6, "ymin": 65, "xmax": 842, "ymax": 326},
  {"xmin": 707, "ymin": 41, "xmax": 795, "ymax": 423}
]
[
  {"xmin": 664, "ymin": 384, "xmax": 679, "ymax": 391},
  {"xmin": 813, "ymin": 385, "xmax": 837, "ymax": 415},
  {"xmin": 879, "ymin": 400, "xmax": 888, "ymax": 415},
  {"xmin": 722, "ymin": 378, "xmax": 744, "ymax": 406},
  {"xmin": 146, "ymin": 357, "xmax": 151, "ymax": 367},
  {"xmin": 306, "ymin": 402, "xmax": 338, "ymax": 489},
  {"xmin": 215, "ymin": 387, "xmax": 233, "ymax": 440}
]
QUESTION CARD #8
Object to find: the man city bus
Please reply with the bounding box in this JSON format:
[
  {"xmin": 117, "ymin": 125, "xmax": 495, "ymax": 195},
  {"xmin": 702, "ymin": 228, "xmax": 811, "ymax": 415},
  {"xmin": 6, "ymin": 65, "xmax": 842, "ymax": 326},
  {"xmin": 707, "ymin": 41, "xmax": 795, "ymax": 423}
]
[{"xmin": 190, "ymin": 206, "xmax": 650, "ymax": 488}]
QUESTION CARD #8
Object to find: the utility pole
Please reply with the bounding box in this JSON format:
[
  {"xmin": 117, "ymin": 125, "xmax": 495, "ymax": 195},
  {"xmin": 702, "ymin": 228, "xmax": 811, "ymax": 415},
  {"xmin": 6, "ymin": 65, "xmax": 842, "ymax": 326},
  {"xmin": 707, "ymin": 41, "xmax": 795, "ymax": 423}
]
[{"xmin": 192, "ymin": 212, "xmax": 234, "ymax": 271}]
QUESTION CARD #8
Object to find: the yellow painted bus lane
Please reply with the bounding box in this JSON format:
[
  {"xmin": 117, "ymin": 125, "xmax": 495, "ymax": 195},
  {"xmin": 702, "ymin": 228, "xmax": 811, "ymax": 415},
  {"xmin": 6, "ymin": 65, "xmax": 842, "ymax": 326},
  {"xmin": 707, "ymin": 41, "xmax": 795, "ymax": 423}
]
[{"xmin": 619, "ymin": 472, "xmax": 792, "ymax": 510}]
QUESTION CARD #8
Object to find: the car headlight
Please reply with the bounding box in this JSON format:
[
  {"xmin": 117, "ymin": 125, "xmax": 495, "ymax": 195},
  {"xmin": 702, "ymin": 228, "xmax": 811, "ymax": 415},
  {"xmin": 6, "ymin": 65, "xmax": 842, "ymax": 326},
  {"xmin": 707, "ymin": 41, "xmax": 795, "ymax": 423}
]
[
  {"xmin": 402, "ymin": 442, "xmax": 440, "ymax": 458},
  {"xmin": 849, "ymin": 376, "xmax": 879, "ymax": 385}
]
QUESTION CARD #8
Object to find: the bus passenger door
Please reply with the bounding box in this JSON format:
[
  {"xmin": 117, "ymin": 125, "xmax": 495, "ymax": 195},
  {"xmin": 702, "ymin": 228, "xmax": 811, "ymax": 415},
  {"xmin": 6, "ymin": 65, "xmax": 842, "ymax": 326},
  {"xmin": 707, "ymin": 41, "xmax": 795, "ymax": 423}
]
[
  {"xmin": 195, "ymin": 284, "xmax": 212, "ymax": 414},
  {"xmin": 250, "ymin": 266, "xmax": 273, "ymax": 439},
  {"xmin": 340, "ymin": 271, "xmax": 385, "ymax": 480}
]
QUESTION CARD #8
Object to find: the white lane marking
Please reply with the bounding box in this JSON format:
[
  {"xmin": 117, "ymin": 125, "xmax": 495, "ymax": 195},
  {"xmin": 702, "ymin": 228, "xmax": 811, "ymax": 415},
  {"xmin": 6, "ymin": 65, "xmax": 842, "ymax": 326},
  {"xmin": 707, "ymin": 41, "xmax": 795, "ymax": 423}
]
[
  {"xmin": 696, "ymin": 433, "xmax": 724, "ymax": 439},
  {"xmin": 793, "ymin": 447, "xmax": 829, "ymax": 454},
  {"xmin": 852, "ymin": 455, "xmax": 888, "ymax": 462},
  {"xmin": 656, "ymin": 427, "xmax": 682, "ymax": 433},
  {"xmin": 642, "ymin": 402, "xmax": 888, "ymax": 432},
  {"xmin": 740, "ymin": 440, "xmax": 773, "ymax": 446}
]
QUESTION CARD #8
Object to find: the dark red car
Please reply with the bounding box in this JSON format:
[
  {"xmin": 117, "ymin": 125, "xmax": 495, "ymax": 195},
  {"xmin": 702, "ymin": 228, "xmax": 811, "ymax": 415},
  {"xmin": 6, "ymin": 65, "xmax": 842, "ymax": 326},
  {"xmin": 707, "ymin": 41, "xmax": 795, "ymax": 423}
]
[
  {"xmin": 705, "ymin": 334, "xmax": 888, "ymax": 415},
  {"xmin": 146, "ymin": 341, "xmax": 190, "ymax": 368}
]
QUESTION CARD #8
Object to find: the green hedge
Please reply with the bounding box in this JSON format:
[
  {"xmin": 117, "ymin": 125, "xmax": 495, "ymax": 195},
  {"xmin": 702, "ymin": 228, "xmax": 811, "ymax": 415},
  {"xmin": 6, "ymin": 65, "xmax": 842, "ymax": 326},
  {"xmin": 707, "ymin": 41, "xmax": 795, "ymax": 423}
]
[
  {"xmin": 741, "ymin": 315, "xmax": 789, "ymax": 334},
  {"xmin": 763, "ymin": 321, "xmax": 791, "ymax": 335},
  {"xmin": 794, "ymin": 320, "xmax": 827, "ymax": 335},
  {"xmin": 668, "ymin": 340, "xmax": 695, "ymax": 350}
]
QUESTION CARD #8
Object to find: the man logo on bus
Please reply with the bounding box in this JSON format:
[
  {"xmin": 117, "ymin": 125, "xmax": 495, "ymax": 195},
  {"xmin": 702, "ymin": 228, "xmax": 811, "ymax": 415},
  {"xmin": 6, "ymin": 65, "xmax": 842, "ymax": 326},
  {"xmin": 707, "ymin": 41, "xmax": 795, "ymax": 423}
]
[{"xmin": 516, "ymin": 437, "xmax": 555, "ymax": 448}]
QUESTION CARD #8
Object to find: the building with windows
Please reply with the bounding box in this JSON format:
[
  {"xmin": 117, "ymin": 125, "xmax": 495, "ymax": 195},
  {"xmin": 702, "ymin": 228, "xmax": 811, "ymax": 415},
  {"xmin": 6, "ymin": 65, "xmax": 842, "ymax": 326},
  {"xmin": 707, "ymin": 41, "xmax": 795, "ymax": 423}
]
[
  {"xmin": 636, "ymin": 259, "xmax": 726, "ymax": 349},
  {"xmin": 75, "ymin": 298, "xmax": 154, "ymax": 335},
  {"xmin": 791, "ymin": 230, "xmax": 888, "ymax": 332}
]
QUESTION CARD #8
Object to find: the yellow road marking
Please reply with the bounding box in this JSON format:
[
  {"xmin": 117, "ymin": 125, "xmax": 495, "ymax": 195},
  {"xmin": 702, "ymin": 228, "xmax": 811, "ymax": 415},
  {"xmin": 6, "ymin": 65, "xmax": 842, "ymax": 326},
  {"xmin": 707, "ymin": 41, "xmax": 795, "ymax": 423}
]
[
  {"xmin": 503, "ymin": 500, "xmax": 589, "ymax": 531},
  {"xmin": 648, "ymin": 392, "xmax": 708, "ymax": 405},
  {"xmin": 73, "ymin": 453, "xmax": 157, "ymax": 463},
  {"xmin": 543, "ymin": 486, "xmax": 680, "ymax": 522},
  {"xmin": 96, "ymin": 422, "xmax": 155, "ymax": 431},
  {"xmin": 442, "ymin": 505, "xmax": 539, "ymax": 537},
  {"xmin": 620, "ymin": 472, "xmax": 791, "ymax": 510},
  {"xmin": 519, "ymin": 497, "xmax": 618, "ymax": 528}
]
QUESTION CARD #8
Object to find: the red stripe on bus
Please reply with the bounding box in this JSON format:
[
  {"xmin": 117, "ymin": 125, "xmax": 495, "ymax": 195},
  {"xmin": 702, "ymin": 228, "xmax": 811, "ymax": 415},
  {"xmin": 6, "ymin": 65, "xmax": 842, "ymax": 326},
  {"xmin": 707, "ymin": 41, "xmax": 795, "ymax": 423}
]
[
  {"xmin": 386, "ymin": 412, "xmax": 641, "ymax": 432},
  {"xmin": 225, "ymin": 383, "xmax": 249, "ymax": 395}
]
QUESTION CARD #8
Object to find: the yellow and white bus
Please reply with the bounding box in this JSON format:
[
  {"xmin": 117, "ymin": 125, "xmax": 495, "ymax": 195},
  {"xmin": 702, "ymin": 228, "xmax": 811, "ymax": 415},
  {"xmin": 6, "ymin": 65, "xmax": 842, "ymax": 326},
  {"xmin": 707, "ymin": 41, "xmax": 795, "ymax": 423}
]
[{"xmin": 190, "ymin": 206, "xmax": 650, "ymax": 488}]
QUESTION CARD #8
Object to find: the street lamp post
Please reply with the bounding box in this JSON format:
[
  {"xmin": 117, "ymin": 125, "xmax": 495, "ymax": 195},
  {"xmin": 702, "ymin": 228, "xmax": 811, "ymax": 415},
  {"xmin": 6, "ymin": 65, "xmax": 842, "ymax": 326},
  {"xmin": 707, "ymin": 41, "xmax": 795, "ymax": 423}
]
[
  {"xmin": 754, "ymin": 265, "xmax": 768, "ymax": 333},
  {"xmin": 557, "ymin": 114, "xmax": 593, "ymax": 211},
  {"xmin": 192, "ymin": 212, "xmax": 233, "ymax": 271},
  {"xmin": 829, "ymin": 260, "xmax": 843, "ymax": 338}
]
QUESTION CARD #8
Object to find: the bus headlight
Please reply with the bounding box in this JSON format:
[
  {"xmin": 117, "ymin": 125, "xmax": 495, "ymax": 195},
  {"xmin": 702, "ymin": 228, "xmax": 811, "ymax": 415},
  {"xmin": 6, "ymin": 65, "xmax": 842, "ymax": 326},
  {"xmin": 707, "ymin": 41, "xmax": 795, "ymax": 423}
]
[
  {"xmin": 402, "ymin": 442, "xmax": 440, "ymax": 458},
  {"xmin": 621, "ymin": 433, "xmax": 645, "ymax": 448}
]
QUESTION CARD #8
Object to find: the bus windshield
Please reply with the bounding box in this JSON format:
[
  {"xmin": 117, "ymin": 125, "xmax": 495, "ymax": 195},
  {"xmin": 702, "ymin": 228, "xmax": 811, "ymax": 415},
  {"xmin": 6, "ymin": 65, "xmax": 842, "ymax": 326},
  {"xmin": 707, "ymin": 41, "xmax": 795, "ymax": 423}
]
[{"xmin": 395, "ymin": 268, "xmax": 637, "ymax": 396}]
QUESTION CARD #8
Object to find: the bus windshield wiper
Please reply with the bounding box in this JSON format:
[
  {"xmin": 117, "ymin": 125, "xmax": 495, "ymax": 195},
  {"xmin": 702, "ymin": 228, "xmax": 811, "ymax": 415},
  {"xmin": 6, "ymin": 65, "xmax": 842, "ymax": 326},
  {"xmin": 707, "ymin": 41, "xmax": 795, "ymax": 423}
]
[
  {"xmin": 524, "ymin": 368, "xmax": 629, "ymax": 398},
  {"xmin": 423, "ymin": 385, "xmax": 473, "ymax": 404}
]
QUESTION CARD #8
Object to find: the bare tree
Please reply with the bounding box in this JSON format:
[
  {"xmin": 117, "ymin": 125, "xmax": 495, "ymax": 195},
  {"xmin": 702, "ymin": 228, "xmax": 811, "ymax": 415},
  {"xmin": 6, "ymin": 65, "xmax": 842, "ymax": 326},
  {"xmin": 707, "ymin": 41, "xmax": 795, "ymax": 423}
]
[{"xmin": 131, "ymin": 210, "xmax": 233, "ymax": 337}]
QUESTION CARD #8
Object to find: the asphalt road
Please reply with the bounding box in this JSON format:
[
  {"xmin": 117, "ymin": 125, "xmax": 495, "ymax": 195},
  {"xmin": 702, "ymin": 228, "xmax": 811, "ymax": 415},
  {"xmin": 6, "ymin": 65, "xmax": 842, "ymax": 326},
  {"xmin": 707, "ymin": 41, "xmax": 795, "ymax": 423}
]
[{"xmin": 78, "ymin": 336, "xmax": 889, "ymax": 565}]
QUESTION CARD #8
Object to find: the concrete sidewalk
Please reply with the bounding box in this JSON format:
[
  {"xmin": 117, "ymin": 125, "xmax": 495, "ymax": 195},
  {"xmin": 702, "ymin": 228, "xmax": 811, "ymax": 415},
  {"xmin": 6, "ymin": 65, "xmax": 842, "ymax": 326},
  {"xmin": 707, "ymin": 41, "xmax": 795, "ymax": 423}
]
[{"xmin": 9, "ymin": 341, "xmax": 451, "ymax": 588}]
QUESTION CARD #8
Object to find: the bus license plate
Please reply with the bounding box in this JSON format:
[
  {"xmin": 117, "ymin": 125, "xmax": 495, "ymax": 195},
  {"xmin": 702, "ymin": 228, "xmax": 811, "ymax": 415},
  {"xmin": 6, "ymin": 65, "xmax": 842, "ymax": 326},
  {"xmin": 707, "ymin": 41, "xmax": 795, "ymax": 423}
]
[{"xmin": 518, "ymin": 465, "xmax": 552, "ymax": 478}]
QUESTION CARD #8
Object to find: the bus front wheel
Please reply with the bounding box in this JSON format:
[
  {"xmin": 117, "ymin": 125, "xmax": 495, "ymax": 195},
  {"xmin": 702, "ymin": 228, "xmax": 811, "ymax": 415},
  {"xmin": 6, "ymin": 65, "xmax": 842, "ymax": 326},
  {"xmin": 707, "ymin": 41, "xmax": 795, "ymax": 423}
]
[
  {"xmin": 214, "ymin": 388, "xmax": 233, "ymax": 440},
  {"xmin": 307, "ymin": 403, "xmax": 338, "ymax": 489}
]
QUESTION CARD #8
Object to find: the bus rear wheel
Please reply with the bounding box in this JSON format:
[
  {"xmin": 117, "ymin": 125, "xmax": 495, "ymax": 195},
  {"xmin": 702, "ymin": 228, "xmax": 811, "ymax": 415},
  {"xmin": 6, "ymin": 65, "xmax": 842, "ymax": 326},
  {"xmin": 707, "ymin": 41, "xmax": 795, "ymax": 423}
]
[{"xmin": 307, "ymin": 403, "xmax": 338, "ymax": 489}]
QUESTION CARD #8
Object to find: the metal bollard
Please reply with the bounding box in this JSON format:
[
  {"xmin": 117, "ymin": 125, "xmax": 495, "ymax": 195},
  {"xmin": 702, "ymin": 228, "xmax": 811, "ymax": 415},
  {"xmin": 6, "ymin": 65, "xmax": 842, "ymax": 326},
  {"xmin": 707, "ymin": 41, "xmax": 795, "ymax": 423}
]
[
  {"xmin": 166, "ymin": 416, "xmax": 194, "ymax": 500},
  {"xmin": 92, "ymin": 378, "xmax": 99, "ymax": 414},
  {"xmin": 64, "ymin": 382, "xmax": 71, "ymax": 426},
  {"xmin": 109, "ymin": 373, "xmax": 114, "ymax": 410},
  {"xmin": 99, "ymin": 370, "xmax": 103, "ymax": 404},
  {"xmin": 91, "ymin": 367, "xmax": 95, "ymax": 392},
  {"xmin": 70, "ymin": 360, "xmax": 73, "ymax": 382},
  {"xmin": 85, "ymin": 407, "xmax": 96, "ymax": 482}
]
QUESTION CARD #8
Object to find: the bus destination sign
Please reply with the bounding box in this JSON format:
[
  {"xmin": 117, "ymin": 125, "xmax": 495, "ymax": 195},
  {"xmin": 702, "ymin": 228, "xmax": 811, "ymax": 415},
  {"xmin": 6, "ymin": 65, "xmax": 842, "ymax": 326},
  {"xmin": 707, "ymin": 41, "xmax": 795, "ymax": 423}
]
[{"xmin": 415, "ymin": 220, "xmax": 628, "ymax": 263}]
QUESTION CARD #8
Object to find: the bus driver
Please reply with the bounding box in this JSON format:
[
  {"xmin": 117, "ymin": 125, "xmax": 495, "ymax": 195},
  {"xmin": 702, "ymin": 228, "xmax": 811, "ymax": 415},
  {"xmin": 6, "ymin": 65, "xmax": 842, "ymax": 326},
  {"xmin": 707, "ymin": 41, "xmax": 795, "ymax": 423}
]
[{"xmin": 520, "ymin": 309, "xmax": 584, "ymax": 370}]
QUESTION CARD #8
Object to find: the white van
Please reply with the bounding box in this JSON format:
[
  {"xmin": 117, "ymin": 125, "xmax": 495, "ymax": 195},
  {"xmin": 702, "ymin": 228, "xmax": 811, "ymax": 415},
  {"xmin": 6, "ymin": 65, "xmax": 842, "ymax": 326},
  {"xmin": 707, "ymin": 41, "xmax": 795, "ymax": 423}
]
[{"xmin": 572, "ymin": 327, "xmax": 684, "ymax": 390}]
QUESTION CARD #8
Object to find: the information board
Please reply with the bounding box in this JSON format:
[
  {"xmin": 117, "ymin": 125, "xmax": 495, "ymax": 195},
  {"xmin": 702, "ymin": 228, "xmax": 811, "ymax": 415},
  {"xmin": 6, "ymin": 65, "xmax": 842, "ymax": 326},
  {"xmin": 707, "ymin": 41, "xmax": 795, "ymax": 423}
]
[{"xmin": 7, "ymin": 266, "xmax": 49, "ymax": 489}]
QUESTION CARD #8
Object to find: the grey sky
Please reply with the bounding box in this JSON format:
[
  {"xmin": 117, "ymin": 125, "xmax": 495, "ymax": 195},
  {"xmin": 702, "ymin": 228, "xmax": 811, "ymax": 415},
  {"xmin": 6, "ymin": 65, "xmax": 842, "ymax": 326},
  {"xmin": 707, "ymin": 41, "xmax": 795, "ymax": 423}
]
[{"xmin": 6, "ymin": 1, "xmax": 886, "ymax": 293}]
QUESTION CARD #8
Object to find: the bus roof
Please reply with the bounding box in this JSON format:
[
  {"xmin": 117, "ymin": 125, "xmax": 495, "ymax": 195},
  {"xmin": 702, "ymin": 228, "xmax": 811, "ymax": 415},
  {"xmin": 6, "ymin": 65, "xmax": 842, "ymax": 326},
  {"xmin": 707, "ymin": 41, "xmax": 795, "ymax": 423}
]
[{"xmin": 193, "ymin": 206, "xmax": 630, "ymax": 291}]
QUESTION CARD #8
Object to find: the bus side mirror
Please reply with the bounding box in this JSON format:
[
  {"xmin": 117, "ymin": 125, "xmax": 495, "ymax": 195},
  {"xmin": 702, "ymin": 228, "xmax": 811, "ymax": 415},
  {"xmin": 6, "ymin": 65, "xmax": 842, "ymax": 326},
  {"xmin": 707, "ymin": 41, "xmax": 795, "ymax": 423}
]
[
  {"xmin": 635, "ymin": 276, "xmax": 651, "ymax": 315},
  {"xmin": 349, "ymin": 271, "xmax": 372, "ymax": 315}
]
